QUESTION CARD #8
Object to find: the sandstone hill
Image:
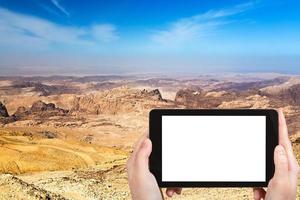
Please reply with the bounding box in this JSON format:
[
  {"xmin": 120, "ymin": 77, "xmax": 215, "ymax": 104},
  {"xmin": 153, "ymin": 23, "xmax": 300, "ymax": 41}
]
[
  {"xmin": 175, "ymin": 89, "xmax": 237, "ymax": 108},
  {"xmin": 260, "ymin": 83, "xmax": 300, "ymax": 106},
  {"xmin": 12, "ymin": 81, "xmax": 78, "ymax": 96},
  {"xmin": 70, "ymin": 87, "xmax": 169, "ymax": 115},
  {"xmin": 0, "ymin": 102, "xmax": 9, "ymax": 118},
  {"xmin": 173, "ymin": 77, "xmax": 300, "ymax": 135},
  {"xmin": 0, "ymin": 101, "xmax": 69, "ymax": 125}
]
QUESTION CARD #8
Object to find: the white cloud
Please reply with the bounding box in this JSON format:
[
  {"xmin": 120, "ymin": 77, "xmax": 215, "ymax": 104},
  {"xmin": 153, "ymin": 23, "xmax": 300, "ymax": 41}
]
[
  {"xmin": 92, "ymin": 24, "xmax": 118, "ymax": 42},
  {"xmin": 0, "ymin": 7, "xmax": 118, "ymax": 48},
  {"xmin": 51, "ymin": 0, "xmax": 70, "ymax": 17},
  {"xmin": 151, "ymin": 2, "xmax": 254, "ymax": 46}
]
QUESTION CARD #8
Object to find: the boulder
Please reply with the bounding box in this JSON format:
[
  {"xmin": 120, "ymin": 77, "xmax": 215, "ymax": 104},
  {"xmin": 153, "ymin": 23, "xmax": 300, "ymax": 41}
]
[
  {"xmin": 0, "ymin": 101, "xmax": 9, "ymax": 118},
  {"xmin": 31, "ymin": 100, "xmax": 56, "ymax": 112}
]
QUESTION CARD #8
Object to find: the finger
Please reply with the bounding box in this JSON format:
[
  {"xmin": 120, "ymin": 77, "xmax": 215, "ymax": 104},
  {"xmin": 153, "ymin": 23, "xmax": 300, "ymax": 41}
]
[
  {"xmin": 253, "ymin": 188, "xmax": 266, "ymax": 200},
  {"xmin": 166, "ymin": 188, "xmax": 174, "ymax": 197},
  {"xmin": 277, "ymin": 109, "xmax": 299, "ymax": 172},
  {"xmin": 133, "ymin": 134, "xmax": 147, "ymax": 151},
  {"xmin": 273, "ymin": 145, "xmax": 289, "ymax": 180},
  {"xmin": 145, "ymin": 129, "xmax": 149, "ymax": 138},
  {"xmin": 288, "ymin": 154, "xmax": 300, "ymax": 189},
  {"xmin": 174, "ymin": 188, "xmax": 182, "ymax": 194},
  {"xmin": 132, "ymin": 131, "xmax": 149, "ymax": 156},
  {"xmin": 166, "ymin": 188, "xmax": 182, "ymax": 197},
  {"xmin": 135, "ymin": 138, "xmax": 152, "ymax": 172},
  {"xmin": 132, "ymin": 129, "xmax": 149, "ymax": 149},
  {"xmin": 128, "ymin": 134, "xmax": 147, "ymax": 165},
  {"xmin": 278, "ymin": 109, "xmax": 291, "ymax": 148}
]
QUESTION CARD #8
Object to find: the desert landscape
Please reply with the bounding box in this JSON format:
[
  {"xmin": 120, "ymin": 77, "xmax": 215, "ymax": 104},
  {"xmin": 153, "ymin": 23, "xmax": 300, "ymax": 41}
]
[{"xmin": 0, "ymin": 73, "xmax": 299, "ymax": 199}]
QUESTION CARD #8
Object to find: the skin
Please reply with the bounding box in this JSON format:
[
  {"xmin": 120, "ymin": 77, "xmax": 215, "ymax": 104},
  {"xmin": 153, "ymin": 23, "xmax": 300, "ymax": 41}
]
[{"xmin": 127, "ymin": 109, "xmax": 299, "ymax": 200}]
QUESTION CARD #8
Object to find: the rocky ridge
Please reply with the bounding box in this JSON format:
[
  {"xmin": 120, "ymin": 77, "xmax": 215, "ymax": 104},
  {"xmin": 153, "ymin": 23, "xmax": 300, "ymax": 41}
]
[
  {"xmin": 70, "ymin": 87, "xmax": 169, "ymax": 115},
  {"xmin": 0, "ymin": 102, "xmax": 9, "ymax": 118},
  {"xmin": 260, "ymin": 83, "xmax": 300, "ymax": 106},
  {"xmin": 13, "ymin": 81, "xmax": 77, "ymax": 96},
  {"xmin": 0, "ymin": 101, "xmax": 69, "ymax": 124}
]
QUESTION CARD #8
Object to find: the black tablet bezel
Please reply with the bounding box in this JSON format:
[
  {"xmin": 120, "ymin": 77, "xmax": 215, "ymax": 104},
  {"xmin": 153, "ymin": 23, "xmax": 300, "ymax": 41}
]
[{"xmin": 149, "ymin": 109, "xmax": 278, "ymax": 188}]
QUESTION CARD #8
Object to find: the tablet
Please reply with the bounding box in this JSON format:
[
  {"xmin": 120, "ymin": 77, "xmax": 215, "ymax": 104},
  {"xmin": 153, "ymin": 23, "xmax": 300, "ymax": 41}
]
[{"xmin": 149, "ymin": 109, "xmax": 278, "ymax": 187}]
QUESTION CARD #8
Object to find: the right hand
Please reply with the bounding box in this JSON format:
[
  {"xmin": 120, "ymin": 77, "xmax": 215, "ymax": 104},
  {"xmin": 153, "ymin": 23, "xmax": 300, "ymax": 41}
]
[
  {"xmin": 167, "ymin": 109, "xmax": 300, "ymax": 200},
  {"xmin": 253, "ymin": 109, "xmax": 299, "ymax": 200}
]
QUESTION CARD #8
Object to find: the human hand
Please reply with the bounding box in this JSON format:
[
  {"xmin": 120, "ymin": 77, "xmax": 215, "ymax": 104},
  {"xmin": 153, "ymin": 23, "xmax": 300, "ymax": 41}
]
[
  {"xmin": 253, "ymin": 109, "xmax": 299, "ymax": 200},
  {"xmin": 127, "ymin": 134, "xmax": 181, "ymax": 200}
]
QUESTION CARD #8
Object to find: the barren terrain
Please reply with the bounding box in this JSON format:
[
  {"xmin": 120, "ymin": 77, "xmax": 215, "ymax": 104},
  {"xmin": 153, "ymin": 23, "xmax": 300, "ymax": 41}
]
[{"xmin": 0, "ymin": 73, "xmax": 299, "ymax": 199}]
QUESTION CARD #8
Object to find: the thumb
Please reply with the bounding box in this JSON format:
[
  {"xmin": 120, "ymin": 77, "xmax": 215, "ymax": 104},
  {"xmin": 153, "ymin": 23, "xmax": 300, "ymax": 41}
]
[
  {"xmin": 135, "ymin": 138, "xmax": 152, "ymax": 171},
  {"xmin": 273, "ymin": 145, "xmax": 289, "ymax": 180}
]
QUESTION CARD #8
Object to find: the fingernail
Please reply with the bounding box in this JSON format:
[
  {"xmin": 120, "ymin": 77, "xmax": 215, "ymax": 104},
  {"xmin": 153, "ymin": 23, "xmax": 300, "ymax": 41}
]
[{"xmin": 167, "ymin": 190, "xmax": 173, "ymax": 197}]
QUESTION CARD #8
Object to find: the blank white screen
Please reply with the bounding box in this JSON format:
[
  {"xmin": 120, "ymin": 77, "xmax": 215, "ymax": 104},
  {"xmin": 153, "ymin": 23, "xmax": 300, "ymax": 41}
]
[{"xmin": 162, "ymin": 116, "xmax": 266, "ymax": 182}]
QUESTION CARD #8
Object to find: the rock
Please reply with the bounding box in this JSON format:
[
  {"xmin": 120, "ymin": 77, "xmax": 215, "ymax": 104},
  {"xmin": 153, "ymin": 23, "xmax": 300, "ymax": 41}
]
[
  {"xmin": 213, "ymin": 77, "xmax": 288, "ymax": 92},
  {"xmin": 260, "ymin": 82, "xmax": 300, "ymax": 106},
  {"xmin": 13, "ymin": 81, "xmax": 77, "ymax": 96},
  {"xmin": 70, "ymin": 87, "xmax": 168, "ymax": 115},
  {"xmin": 71, "ymin": 95, "xmax": 101, "ymax": 115},
  {"xmin": 29, "ymin": 101, "xmax": 68, "ymax": 116},
  {"xmin": 174, "ymin": 89, "xmax": 236, "ymax": 108},
  {"xmin": 175, "ymin": 89, "xmax": 205, "ymax": 107},
  {"xmin": 218, "ymin": 95, "xmax": 270, "ymax": 109},
  {"xmin": 140, "ymin": 89, "xmax": 163, "ymax": 101},
  {"xmin": 0, "ymin": 101, "xmax": 9, "ymax": 118},
  {"xmin": 82, "ymin": 134, "xmax": 94, "ymax": 144},
  {"xmin": 31, "ymin": 100, "xmax": 56, "ymax": 112},
  {"xmin": 1, "ymin": 101, "xmax": 69, "ymax": 124},
  {"xmin": 0, "ymin": 102, "xmax": 10, "ymax": 124},
  {"xmin": 0, "ymin": 174, "xmax": 67, "ymax": 199},
  {"xmin": 13, "ymin": 106, "xmax": 30, "ymax": 117},
  {"xmin": 288, "ymin": 84, "xmax": 300, "ymax": 104},
  {"xmin": 39, "ymin": 131, "xmax": 57, "ymax": 139}
]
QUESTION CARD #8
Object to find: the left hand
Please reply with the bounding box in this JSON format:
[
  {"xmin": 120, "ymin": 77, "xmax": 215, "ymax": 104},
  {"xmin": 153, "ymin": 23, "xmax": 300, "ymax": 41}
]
[{"xmin": 127, "ymin": 134, "xmax": 181, "ymax": 200}]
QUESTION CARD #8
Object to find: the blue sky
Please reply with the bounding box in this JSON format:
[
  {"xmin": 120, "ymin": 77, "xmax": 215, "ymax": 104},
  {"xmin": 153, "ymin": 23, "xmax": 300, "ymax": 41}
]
[{"xmin": 0, "ymin": 0, "xmax": 299, "ymax": 75}]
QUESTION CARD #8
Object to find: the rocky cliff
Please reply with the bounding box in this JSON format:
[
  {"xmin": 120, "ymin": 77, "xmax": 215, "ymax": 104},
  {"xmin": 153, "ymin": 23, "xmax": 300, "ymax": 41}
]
[
  {"xmin": 0, "ymin": 102, "xmax": 9, "ymax": 118},
  {"xmin": 70, "ymin": 87, "xmax": 168, "ymax": 115}
]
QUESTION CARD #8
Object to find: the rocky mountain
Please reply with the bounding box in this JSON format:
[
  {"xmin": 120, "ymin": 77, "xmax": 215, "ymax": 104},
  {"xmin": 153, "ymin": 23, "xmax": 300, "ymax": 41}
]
[
  {"xmin": 218, "ymin": 94, "xmax": 271, "ymax": 109},
  {"xmin": 213, "ymin": 77, "xmax": 289, "ymax": 92},
  {"xmin": 0, "ymin": 101, "xmax": 69, "ymax": 124},
  {"xmin": 0, "ymin": 102, "xmax": 9, "ymax": 118},
  {"xmin": 260, "ymin": 83, "xmax": 300, "ymax": 106},
  {"xmin": 91, "ymin": 81, "xmax": 121, "ymax": 91},
  {"xmin": 175, "ymin": 89, "xmax": 205, "ymax": 107},
  {"xmin": 14, "ymin": 100, "xmax": 68, "ymax": 119},
  {"xmin": 71, "ymin": 95, "xmax": 101, "ymax": 115},
  {"xmin": 13, "ymin": 81, "xmax": 78, "ymax": 96},
  {"xmin": 140, "ymin": 89, "xmax": 164, "ymax": 101},
  {"xmin": 70, "ymin": 87, "xmax": 168, "ymax": 115},
  {"xmin": 175, "ymin": 89, "xmax": 237, "ymax": 108}
]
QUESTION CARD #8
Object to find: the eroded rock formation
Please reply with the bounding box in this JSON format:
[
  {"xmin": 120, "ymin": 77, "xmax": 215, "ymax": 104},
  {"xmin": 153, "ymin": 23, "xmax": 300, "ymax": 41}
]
[{"xmin": 0, "ymin": 101, "xmax": 9, "ymax": 118}]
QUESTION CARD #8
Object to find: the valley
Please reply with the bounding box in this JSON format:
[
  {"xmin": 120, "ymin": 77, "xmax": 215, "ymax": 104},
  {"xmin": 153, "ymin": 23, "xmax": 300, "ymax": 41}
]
[{"xmin": 0, "ymin": 73, "xmax": 299, "ymax": 199}]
